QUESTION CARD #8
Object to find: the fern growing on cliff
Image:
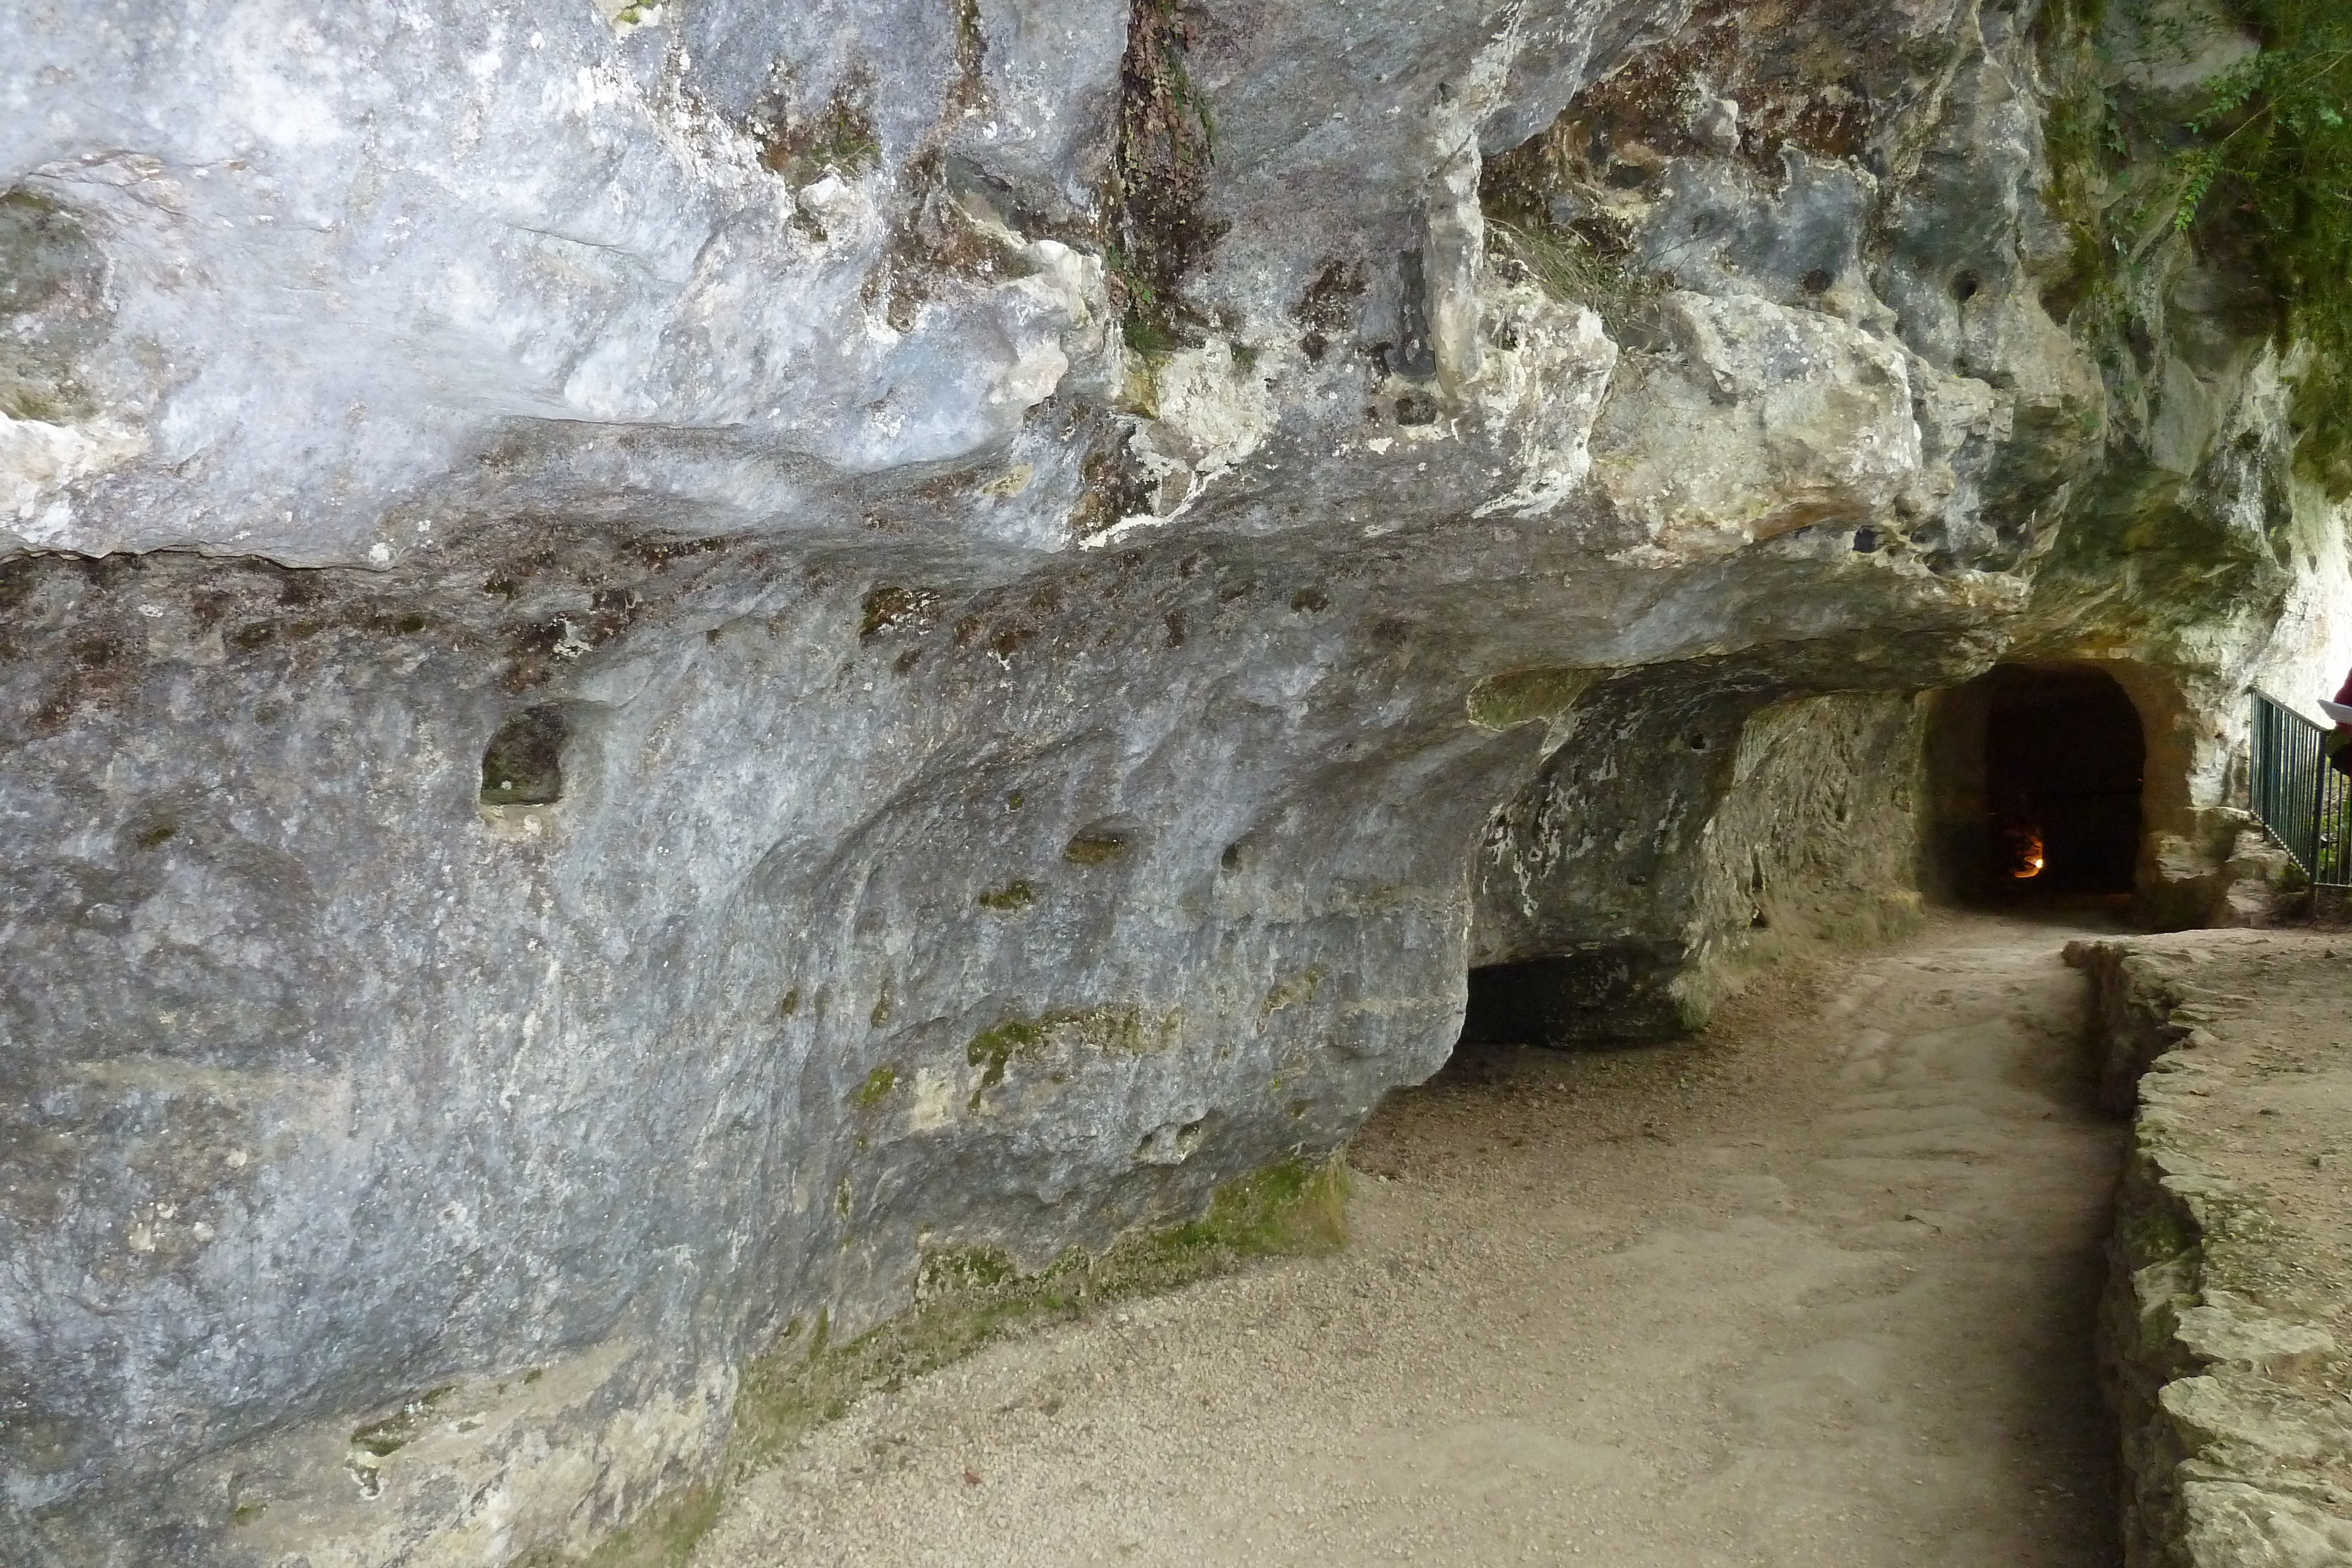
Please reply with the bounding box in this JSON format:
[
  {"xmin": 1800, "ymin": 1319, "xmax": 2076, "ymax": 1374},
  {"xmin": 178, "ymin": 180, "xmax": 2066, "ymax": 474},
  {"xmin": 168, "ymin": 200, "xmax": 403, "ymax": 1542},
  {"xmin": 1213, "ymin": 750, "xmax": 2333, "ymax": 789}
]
[
  {"xmin": 2043, "ymin": 0, "xmax": 2352, "ymax": 492},
  {"xmin": 2150, "ymin": 0, "xmax": 2352, "ymax": 490}
]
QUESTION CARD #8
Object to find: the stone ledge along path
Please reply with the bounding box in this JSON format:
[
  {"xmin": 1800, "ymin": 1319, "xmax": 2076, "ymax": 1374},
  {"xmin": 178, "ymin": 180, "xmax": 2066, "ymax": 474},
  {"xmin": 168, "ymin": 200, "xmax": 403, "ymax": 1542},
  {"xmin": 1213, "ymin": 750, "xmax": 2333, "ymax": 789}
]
[{"xmin": 697, "ymin": 912, "xmax": 2128, "ymax": 1567}]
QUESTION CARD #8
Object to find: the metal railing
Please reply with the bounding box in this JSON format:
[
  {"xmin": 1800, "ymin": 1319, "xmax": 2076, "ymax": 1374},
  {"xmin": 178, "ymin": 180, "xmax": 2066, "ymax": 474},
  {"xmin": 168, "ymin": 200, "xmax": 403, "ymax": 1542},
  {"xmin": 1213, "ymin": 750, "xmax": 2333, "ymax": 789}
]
[{"xmin": 2249, "ymin": 690, "xmax": 2352, "ymax": 885}]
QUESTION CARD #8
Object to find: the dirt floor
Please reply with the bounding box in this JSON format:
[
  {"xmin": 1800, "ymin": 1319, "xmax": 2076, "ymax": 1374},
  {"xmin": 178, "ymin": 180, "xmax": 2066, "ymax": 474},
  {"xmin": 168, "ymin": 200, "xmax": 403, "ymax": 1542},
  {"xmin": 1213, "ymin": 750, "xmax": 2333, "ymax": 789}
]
[{"xmin": 695, "ymin": 910, "xmax": 2132, "ymax": 1567}]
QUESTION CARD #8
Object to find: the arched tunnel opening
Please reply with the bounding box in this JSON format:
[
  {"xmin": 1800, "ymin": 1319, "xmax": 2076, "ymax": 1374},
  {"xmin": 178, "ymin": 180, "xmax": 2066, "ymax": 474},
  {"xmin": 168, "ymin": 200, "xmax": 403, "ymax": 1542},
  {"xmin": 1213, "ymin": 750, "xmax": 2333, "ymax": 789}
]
[
  {"xmin": 1456, "ymin": 666, "xmax": 2155, "ymax": 1056},
  {"xmin": 1985, "ymin": 665, "xmax": 2146, "ymax": 892},
  {"xmin": 1933, "ymin": 663, "xmax": 2148, "ymax": 900}
]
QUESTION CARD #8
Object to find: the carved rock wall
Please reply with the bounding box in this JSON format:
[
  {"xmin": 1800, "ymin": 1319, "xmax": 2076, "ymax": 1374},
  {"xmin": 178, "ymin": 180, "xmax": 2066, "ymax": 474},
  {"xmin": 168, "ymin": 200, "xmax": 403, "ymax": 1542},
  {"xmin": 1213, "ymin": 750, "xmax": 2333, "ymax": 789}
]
[{"xmin": 2071, "ymin": 934, "xmax": 2352, "ymax": 1567}]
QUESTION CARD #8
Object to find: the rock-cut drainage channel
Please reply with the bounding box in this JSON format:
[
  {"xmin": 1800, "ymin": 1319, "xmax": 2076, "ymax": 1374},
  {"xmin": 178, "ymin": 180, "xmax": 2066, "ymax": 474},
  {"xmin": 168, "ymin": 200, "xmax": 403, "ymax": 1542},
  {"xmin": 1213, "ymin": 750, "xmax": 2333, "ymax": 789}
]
[{"xmin": 695, "ymin": 911, "xmax": 2126, "ymax": 1567}]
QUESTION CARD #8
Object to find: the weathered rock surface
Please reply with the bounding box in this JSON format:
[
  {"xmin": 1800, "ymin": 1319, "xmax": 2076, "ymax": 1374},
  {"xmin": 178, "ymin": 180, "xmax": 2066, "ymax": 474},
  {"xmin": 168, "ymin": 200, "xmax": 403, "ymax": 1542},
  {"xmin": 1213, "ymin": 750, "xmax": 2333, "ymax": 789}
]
[
  {"xmin": 2, "ymin": 0, "xmax": 2347, "ymax": 1562},
  {"xmin": 2070, "ymin": 934, "xmax": 2352, "ymax": 1568}
]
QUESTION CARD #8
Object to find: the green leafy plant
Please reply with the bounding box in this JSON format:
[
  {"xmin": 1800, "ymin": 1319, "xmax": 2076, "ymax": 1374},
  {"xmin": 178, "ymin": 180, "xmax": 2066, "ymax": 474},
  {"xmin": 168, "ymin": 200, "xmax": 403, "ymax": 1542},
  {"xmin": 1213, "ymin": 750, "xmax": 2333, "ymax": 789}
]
[
  {"xmin": 2104, "ymin": 0, "xmax": 2352, "ymax": 489},
  {"xmin": 2212, "ymin": 4, "xmax": 2349, "ymax": 487}
]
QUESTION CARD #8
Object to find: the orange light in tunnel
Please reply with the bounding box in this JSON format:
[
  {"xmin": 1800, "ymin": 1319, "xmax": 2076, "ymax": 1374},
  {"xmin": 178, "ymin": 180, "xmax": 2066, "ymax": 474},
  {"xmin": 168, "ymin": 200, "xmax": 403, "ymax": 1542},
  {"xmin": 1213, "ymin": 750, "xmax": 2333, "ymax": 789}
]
[{"xmin": 2013, "ymin": 829, "xmax": 2045, "ymax": 879}]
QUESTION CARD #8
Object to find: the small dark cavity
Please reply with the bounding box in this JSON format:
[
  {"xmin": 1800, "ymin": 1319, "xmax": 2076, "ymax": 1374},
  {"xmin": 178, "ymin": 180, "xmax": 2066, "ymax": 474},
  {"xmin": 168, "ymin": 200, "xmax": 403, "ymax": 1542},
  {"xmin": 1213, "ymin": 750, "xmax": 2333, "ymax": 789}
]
[
  {"xmin": 1293, "ymin": 258, "xmax": 1364, "ymax": 363},
  {"xmin": 1395, "ymin": 392, "xmax": 1439, "ymax": 426},
  {"xmin": 1391, "ymin": 248, "xmax": 1438, "ymax": 379},
  {"xmin": 1289, "ymin": 586, "xmax": 1330, "ymax": 614},
  {"xmin": 1800, "ymin": 267, "xmax": 1834, "ymax": 295},
  {"xmin": 1952, "ymin": 271, "xmax": 1982, "ymax": 304},
  {"xmin": 1064, "ymin": 828, "xmax": 1131, "ymax": 867},
  {"xmin": 482, "ymin": 706, "xmax": 567, "ymax": 806},
  {"xmin": 1686, "ymin": 733, "xmax": 1709, "ymax": 751},
  {"xmin": 1853, "ymin": 527, "xmax": 1881, "ymax": 553},
  {"xmin": 350, "ymin": 1386, "xmax": 456, "ymax": 1459}
]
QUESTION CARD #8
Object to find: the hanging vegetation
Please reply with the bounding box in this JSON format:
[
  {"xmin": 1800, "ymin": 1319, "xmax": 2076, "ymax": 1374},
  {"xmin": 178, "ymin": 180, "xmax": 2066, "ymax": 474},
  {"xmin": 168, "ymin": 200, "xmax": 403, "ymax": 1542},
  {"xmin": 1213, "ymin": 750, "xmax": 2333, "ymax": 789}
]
[{"xmin": 2050, "ymin": 0, "xmax": 2352, "ymax": 492}]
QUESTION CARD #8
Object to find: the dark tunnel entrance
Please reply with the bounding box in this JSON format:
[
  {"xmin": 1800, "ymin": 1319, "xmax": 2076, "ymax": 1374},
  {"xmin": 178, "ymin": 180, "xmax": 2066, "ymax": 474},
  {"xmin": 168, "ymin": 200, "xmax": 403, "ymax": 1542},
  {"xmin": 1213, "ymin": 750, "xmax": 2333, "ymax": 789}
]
[
  {"xmin": 1461, "ymin": 940, "xmax": 1689, "ymax": 1051},
  {"xmin": 1947, "ymin": 663, "xmax": 2147, "ymax": 898}
]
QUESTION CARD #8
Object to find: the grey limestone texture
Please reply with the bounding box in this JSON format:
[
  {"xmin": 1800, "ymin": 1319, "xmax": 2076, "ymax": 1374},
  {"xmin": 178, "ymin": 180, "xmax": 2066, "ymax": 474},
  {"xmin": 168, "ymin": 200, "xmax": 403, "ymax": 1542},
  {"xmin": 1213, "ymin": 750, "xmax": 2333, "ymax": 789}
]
[
  {"xmin": 2071, "ymin": 934, "xmax": 2352, "ymax": 1568},
  {"xmin": 2, "ymin": 0, "xmax": 2349, "ymax": 1562}
]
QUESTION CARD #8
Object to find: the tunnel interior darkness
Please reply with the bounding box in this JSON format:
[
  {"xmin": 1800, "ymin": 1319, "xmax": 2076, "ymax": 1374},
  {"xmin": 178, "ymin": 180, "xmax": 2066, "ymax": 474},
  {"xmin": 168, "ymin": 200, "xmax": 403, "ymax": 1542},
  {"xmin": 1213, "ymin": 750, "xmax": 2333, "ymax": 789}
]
[
  {"xmin": 1977, "ymin": 664, "xmax": 2146, "ymax": 894},
  {"xmin": 1461, "ymin": 940, "xmax": 1688, "ymax": 1051}
]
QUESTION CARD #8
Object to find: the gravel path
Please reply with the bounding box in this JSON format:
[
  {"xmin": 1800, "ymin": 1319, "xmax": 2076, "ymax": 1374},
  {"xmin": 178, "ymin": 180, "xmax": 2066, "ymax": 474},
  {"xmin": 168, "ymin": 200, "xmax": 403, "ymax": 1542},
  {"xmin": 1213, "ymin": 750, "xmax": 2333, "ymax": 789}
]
[{"xmin": 697, "ymin": 911, "xmax": 2127, "ymax": 1567}]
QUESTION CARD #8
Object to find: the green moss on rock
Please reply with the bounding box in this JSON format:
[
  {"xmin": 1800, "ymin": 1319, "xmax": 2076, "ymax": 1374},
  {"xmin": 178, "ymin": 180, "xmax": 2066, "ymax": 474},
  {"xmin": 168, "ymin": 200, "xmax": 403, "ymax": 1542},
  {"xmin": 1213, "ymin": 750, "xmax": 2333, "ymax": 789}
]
[
  {"xmin": 964, "ymin": 1006, "xmax": 1182, "ymax": 1109},
  {"xmin": 1063, "ymin": 830, "xmax": 1131, "ymax": 866},
  {"xmin": 721, "ymin": 1155, "xmax": 1349, "ymax": 1496},
  {"xmin": 503, "ymin": 1479, "xmax": 723, "ymax": 1568},
  {"xmin": 965, "ymin": 1018, "xmax": 1046, "ymax": 1101},
  {"xmin": 854, "ymin": 1065, "xmax": 899, "ymax": 1109},
  {"xmin": 975, "ymin": 879, "xmax": 1038, "ymax": 912},
  {"xmin": 1466, "ymin": 667, "xmax": 1600, "ymax": 733}
]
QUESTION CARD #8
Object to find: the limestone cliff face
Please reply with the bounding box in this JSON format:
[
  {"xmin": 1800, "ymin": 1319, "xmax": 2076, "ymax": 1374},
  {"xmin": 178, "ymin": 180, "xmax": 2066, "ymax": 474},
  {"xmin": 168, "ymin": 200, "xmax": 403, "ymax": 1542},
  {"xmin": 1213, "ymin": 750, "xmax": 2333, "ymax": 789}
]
[{"xmin": 2, "ymin": 0, "xmax": 2344, "ymax": 1561}]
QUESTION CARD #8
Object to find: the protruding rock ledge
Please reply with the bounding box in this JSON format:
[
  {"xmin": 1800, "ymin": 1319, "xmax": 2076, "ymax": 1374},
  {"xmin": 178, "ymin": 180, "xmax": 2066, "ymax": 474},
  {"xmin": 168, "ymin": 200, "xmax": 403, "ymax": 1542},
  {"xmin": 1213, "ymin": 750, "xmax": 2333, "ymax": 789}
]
[{"xmin": 2068, "ymin": 932, "xmax": 2352, "ymax": 1568}]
